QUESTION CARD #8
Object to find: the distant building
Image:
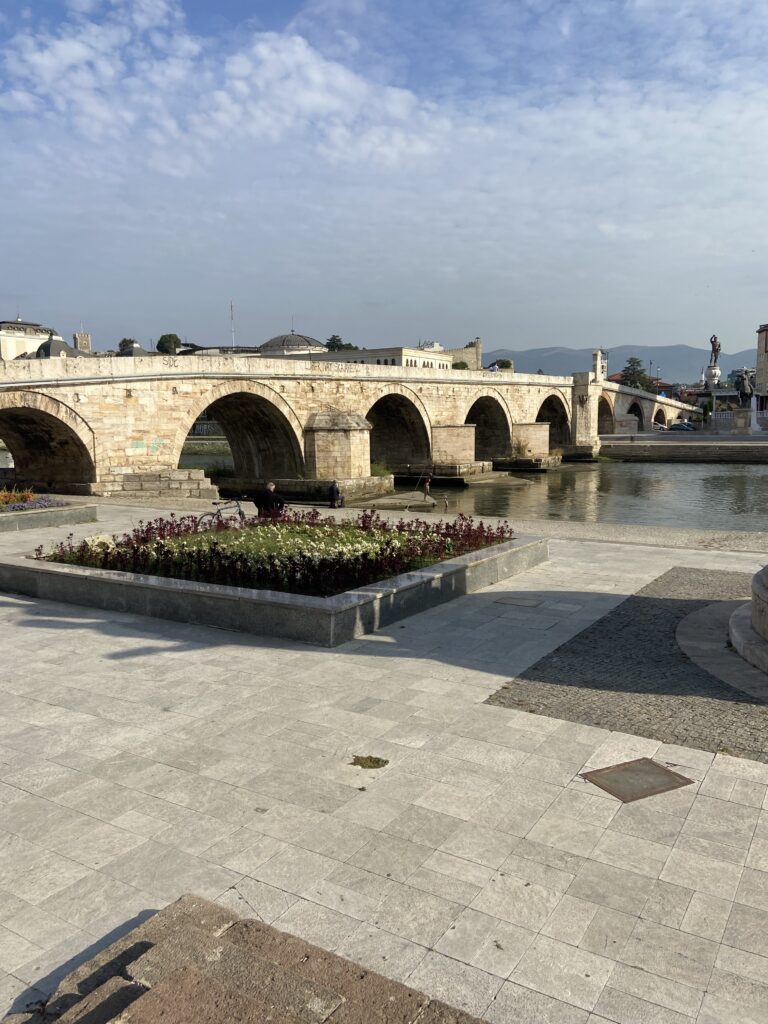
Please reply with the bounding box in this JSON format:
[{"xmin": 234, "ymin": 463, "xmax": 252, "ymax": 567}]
[
  {"xmin": 175, "ymin": 332, "xmax": 485, "ymax": 371},
  {"xmin": 756, "ymin": 324, "xmax": 768, "ymax": 413},
  {"xmin": 307, "ymin": 338, "xmax": 483, "ymax": 371},
  {"xmin": 258, "ymin": 332, "xmax": 326, "ymax": 357},
  {"xmin": 0, "ymin": 318, "xmax": 64, "ymax": 360},
  {"xmin": 117, "ymin": 341, "xmax": 156, "ymax": 357},
  {"xmin": 35, "ymin": 335, "xmax": 83, "ymax": 359},
  {"xmin": 72, "ymin": 332, "xmax": 92, "ymax": 354},
  {"xmin": 308, "ymin": 345, "xmax": 452, "ymax": 369}
]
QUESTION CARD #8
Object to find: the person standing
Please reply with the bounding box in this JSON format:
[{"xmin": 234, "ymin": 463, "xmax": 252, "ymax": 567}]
[{"xmin": 328, "ymin": 480, "xmax": 340, "ymax": 508}]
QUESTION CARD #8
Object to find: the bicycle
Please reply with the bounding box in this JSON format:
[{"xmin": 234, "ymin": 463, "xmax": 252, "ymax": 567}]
[{"xmin": 195, "ymin": 496, "xmax": 251, "ymax": 531}]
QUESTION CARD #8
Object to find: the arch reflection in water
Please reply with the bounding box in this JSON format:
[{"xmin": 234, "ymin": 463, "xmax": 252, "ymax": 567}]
[{"xmin": 427, "ymin": 463, "xmax": 768, "ymax": 532}]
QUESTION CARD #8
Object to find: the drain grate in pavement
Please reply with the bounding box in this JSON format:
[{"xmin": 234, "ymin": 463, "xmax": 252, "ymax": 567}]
[{"xmin": 580, "ymin": 757, "xmax": 694, "ymax": 802}]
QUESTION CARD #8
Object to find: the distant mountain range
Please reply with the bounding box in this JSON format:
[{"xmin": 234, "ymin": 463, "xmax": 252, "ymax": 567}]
[{"xmin": 484, "ymin": 344, "xmax": 755, "ymax": 383}]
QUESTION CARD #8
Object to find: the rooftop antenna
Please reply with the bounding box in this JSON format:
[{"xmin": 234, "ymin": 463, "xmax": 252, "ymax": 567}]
[{"xmin": 230, "ymin": 300, "xmax": 235, "ymax": 349}]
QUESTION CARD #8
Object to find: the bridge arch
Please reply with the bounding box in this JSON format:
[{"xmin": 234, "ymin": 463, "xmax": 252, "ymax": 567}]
[
  {"xmin": 464, "ymin": 391, "xmax": 513, "ymax": 460},
  {"xmin": 627, "ymin": 400, "xmax": 645, "ymax": 432},
  {"xmin": 598, "ymin": 394, "xmax": 615, "ymax": 434},
  {"xmin": 0, "ymin": 392, "xmax": 97, "ymax": 493},
  {"xmin": 653, "ymin": 407, "xmax": 667, "ymax": 427},
  {"xmin": 365, "ymin": 385, "xmax": 432, "ymax": 472},
  {"xmin": 535, "ymin": 392, "xmax": 571, "ymax": 447},
  {"xmin": 174, "ymin": 381, "xmax": 306, "ymax": 480}
]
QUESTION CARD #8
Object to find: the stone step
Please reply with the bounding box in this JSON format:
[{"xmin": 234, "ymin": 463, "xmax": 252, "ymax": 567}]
[
  {"xmin": 56, "ymin": 977, "xmax": 143, "ymax": 1024},
  {"xmin": 110, "ymin": 967, "xmax": 288, "ymax": 1024},
  {"xmin": 46, "ymin": 896, "xmax": 237, "ymax": 1017},
  {"xmin": 224, "ymin": 920, "xmax": 429, "ymax": 1024},
  {"xmin": 127, "ymin": 927, "xmax": 342, "ymax": 1023}
]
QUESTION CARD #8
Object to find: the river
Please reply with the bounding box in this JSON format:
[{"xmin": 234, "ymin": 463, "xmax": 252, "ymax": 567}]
[{"xmin": 414, "ymin": 463, "xmax": 768, "ymax": 533}]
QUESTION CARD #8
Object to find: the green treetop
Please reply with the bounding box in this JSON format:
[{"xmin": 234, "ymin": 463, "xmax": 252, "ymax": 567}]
[
  {"xmin": 156, "ymin": 333, "xmax": 183, "ymax": 354},
  {"xmin": 326, "ymin": 334, "xmax": 359, "ymax": 351},
  {"xmin": 621, "ymin": 357, "xmax": 652, "ymax": 390}
]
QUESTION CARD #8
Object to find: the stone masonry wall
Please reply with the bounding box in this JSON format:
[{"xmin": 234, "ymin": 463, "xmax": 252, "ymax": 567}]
[{"xmin": 0, "ymin": 356, "xmax": 697, "ymax": 493}]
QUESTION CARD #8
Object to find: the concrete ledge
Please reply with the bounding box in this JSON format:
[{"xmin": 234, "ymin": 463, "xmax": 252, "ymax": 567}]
[
  {"xmin": 0, "ymin": 535, "xmax": 548, "ymax": 646},
  {"xmin": 730, "ymin": 602, "xmax": 768, "ymax": 676},
  {"xmin": 752, "ymin": 564, "xmax": 768, "ymax": 641},
  {"xmin": 0, "ymin": 503, "xmax": 97, "ymax": 533}
]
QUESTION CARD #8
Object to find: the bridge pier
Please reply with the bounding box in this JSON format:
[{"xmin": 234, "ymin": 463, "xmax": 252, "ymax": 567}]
[
  {"xmin": 431, "ymin": 424, "xmax": 491, "ymax": 476},
  {"xmin": 304, "ymin": 411, "xmax": 372, "ymax": 479}
]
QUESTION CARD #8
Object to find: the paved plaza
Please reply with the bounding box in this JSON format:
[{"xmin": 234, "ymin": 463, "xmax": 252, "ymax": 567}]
[{"xmin": 1, "ymin": 504, "xmax": 768, "ymax": 1022}]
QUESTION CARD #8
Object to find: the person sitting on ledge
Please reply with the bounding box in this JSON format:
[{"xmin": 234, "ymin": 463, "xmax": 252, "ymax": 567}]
[{"xmin": 256, "ymin": 481, "xmax": 285, "ymax": 518}]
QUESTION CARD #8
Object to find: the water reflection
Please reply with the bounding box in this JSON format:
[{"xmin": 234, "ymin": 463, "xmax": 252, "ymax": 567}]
[{"xmin": 421, "ymin": 463, "xmax": 768, "ymax": 532}]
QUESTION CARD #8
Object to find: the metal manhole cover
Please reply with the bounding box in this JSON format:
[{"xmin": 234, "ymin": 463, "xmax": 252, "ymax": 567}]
[{"xmin": 580, "ymin": 757, "xmax": 694, "ymax": 803}]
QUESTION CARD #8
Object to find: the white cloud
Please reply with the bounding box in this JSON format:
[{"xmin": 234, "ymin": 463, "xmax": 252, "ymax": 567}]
[{"xmin": 1, "ymin": 0, "xmax": 768, "ymax": 351}]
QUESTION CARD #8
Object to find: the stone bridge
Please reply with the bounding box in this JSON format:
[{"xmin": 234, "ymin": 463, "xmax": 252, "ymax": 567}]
[{"xmin": 0, "ymin": 354, "xmax": 696, "ymax": 496}]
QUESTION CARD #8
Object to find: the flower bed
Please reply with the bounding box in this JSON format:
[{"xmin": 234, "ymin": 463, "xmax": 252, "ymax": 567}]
[
  {"xmin": 0, "ymin": 489, "xmax": 66, "ymax": 513},
  {"xmin": 36, "ymin": 509, "xmax": 515, "ymax": 597}
]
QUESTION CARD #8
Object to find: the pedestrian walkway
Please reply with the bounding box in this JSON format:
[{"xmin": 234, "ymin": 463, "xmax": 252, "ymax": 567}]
[{"xmin": 0, "ymin": 506, "xmax": 766, "ymax": 1022}]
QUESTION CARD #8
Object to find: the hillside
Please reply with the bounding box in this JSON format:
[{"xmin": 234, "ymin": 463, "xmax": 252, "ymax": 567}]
[{"xmin": 485, "ymin": 344, "xmax": 755, "ymax": 383}]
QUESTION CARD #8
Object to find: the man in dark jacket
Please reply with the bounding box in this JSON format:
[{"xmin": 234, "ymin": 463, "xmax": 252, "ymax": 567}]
[{"xmin": 328, "ymin": 480, "xmax": 340, "ymax": 508}]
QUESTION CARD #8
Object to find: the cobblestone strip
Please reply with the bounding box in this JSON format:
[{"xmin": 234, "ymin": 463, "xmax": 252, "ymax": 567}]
[{"xmin": 487, "ymin": 568, "xmax": 768, "ymax": 762}]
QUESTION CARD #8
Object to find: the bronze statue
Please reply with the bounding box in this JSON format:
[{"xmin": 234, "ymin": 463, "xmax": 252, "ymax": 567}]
[
  {"xmin": 709, "ymin": 334, "xmax": 721, "ymax": 366},
  {"xmin": 737, "ymin": 369, "xmax": 754, "ymax": 408}
]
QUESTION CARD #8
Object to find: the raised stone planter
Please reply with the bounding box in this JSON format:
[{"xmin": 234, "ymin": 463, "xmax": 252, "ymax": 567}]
[
  {"xmin": 729, "ymin": 565, "xmax": 768, "ymax": 674},
  {"xmin": 0, "ymin": 535, "xmax": 547, "ymax": 646},
  {"xmin": 0, "ymin": 503, "xmax": 97, "ymax": 533}
]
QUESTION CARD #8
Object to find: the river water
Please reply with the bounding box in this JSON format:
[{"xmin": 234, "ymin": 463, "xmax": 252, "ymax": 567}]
[
  {"xmin": 7, "ymin": 442, "xmax": 767, "ymax": 532},
  {"xmin": 414, "ymin": 463, "xmax": 768, "ymax": 533}
]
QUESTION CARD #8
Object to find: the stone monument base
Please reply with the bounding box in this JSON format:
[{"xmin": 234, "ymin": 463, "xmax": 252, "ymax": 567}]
[{"xmin": 729, "ymin": 565, "xmax": 768, "ymax": 674}]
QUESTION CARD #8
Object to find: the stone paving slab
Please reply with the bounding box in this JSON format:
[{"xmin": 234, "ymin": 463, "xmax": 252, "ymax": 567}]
[{"xmin": 0, "ymin": 505, "xmax": 767, "ymax": 1022}]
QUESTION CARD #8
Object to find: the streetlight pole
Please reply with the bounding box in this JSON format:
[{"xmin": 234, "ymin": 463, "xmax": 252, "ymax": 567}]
[{"xmin": 656, "ymin": 368, "xmax": 662, "ymax": 395}]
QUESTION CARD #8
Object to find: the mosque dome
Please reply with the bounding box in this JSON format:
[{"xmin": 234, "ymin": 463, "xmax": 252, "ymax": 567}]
[{"xmin": 258, "ymin": 331, "xmax": 326, "ymax": 356}]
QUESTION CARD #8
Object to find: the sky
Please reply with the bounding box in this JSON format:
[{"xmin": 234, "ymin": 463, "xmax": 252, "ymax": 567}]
[{"xmin": 1, "ymin": 0, "xmax": 767, "ymax": 353}]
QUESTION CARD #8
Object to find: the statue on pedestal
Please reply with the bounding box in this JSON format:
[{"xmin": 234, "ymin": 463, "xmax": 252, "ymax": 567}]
[
  {"xmin": 709, "ymin": 334, "xmax": 721, "ymax": 366},
  {"xmin": 737, "ymin": 369, "xmax": 754, "ymax": 409}
]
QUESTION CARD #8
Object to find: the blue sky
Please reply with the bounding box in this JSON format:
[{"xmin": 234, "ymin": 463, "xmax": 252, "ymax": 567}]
[{"xmin": 1, "ymin": 1, "xmax": 767, "ymax": 354}]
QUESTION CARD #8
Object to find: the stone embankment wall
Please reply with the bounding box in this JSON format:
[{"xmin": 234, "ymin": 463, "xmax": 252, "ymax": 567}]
[{"xmin": 600, "ymin": 441, "xmax": 768, "ymax": 463}]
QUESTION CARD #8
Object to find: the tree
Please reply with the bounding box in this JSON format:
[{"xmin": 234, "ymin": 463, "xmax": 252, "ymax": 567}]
[
  {"xmin": 156, "ymin": 333, "xmax": 182, "ymax": 354},
  {"xmin": 621, "ymin": 357, "xmax": 652, "ymax": 390},
  {"xmin": 496, "ymin": 359, "xmax": 512, "ymax": 369},
  {"xmin": 326, "ymin": 334, "xmax": 358, "ymax": 351},
  {"xmin": 453, "ymin": 360, "xmax": 469, "ymax": 369},
  {"xmin": 118, "ymin": 338, "xmax": 138, "ymax": 354}
]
